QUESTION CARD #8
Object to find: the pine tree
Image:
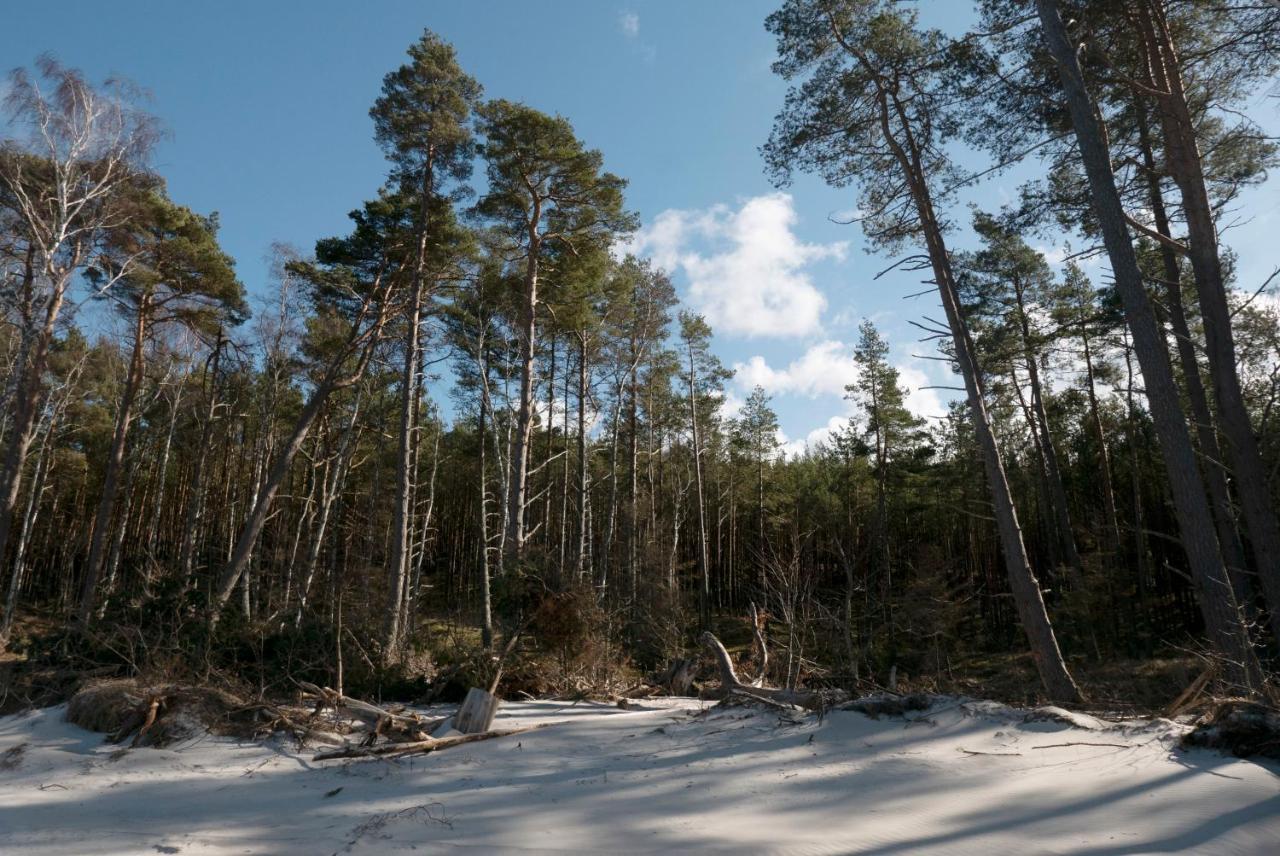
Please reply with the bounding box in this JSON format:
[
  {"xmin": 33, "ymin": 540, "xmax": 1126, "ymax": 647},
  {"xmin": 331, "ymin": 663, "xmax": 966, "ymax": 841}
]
[
  {"xmin": 474, "ymin": 100, "xmax": 634, "ymax": 565},
  {"xmin": 370, "ymin": 30, "xmax": 481, "ymax": 655}
]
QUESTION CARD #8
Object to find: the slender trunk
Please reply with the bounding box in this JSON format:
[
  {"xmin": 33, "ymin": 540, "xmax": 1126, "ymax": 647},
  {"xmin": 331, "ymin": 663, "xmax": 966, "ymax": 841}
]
[
  {"xmin": 386, "ymin": 154, "xmax": 433, "ymax": 654},
  {"xmin": 687, "ymin": 343, "xmax": 711, "ymax": 629},
  {"xmin": 213, "ymin": 283, "xmax": 388, "ymax": 619},
  {"xmin": 0, "ymin": 281, "xmax": 68, "ymax": 575},
  {"xmin": 385, "ymin": 276, "xmax": 423, "ymax": 655},
  {"xmin": 0, "ymin": 415, "xmax": 54, "ymax": 648},
  {"xmin": 505, "ymin": 215, "xmax": 542, "ymax": 564},
  {"xmin": 543, "ymin": 337, "xmax": 557, "ymax": 548},
  {"xmin": 1014, "ymin": 281, "xmax": 1083, "ymax": 575},
  {"xmin": 1134, "ymin": 3, "xmax": 1280, "ymax": 638},
  {"xmin": 1080, "ymin": 324, "xmax": 1123, "ymax": 556},
  {"xmin": 627, "ymin": 360, "xmax": 639, "ymax": 602},
  {"xmin": 853, "ymin": 58, "xmax": 1081, "ymax": 700},
  {"xmin": 1037, "ymin": 0, "xmax": 1260, "ymax": 689},
  {"xmin": 601, "ymin": 385, "xmax": 623, "ymax": 590},
  {"xmin": 78, "ymin": 302, "xmax": 149, "ymax": 624},
  {"xmin": 406, "ymin": 417, "xmax": 439, "ymax": 637},
  {"xmin": 478, "ymin": 387, "xmax": 493, "ymax": 650},
  {"xmin": 1012, "ymin": 365, "xmax": 1061, "ymax": 569},
  {"xmin": 297, "ymin": 394, "xmax": 362, "ymax": 624},
  {"xmin": 144, "ymin": 377, "xmax": 183, "ymax": 559},
  {"xmin": 179, "ymin": 330, "xmax": 225, "ymax": 581},
  {"xmin": 559, "ymin": 354, "xmax": 571, "ymax": 575},
  {"xmin": 576, "ymin": 333, "xmax": 590, "ymax": 582},
  {"xmin": 1136, "ymin": 114, "xmax": 1251, "ymax": 599}
]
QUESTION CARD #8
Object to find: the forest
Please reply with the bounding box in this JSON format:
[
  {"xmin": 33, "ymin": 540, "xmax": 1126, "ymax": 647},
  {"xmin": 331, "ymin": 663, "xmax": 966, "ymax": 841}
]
[{"xmin": 2, "ymin": 0, "xmax": 1280, "ymax": 724}]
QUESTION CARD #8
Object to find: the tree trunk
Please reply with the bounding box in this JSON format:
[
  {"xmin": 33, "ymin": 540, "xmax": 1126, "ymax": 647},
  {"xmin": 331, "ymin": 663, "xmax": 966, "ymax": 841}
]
[
  {"xmin": 854, "ymin": 59, "xmax": 1081, "ymax": 701},
  {"xmin": 179, "ymin": 330, "xmax": 225, "ymax": 581},
  {"xmin": 385, "ymin": 275, "xmax": 423, "ymax": 655},
  {"xmin": 78, "ymin": 301, "xmax": 149, "ymax": 625},
  {"xmin": 576, "ymin": 333, "xmax": 590, "ymax": 582},
  {"xmin": 0, "ymin": 414, "xmax": 54, "ymax": 648},
  {"xmin": 1080, "ymin": 322, "xmax": 1123, "ymax": 558},
  {"xmin": 505, "ymin": 219, "xmax": 542, "ymax": 565},
  {"xmin": 212, "ymin": 287, "xmax": 388, "ymax": 620},
  {"xmin": 687, "ymin": 343, "xmax": 711, "ymax": 629},
  {"xmin": 1134, "ymin": 1, "xmax": 1280, "ymax": 639},
  {"xmin": 386, "ymin": 154, "xmax": 434, "ymax": 655},
  {"xmin": 0, "ymin": 282, "xmax": 68, "ymax": 577},
  {"xmin": 1136, "ymin": 113, "xmax": 1251, "ymax": 600},
  {"xmin": 1014, "ymin": 280, "xmax": 1084, "ymax": 576},
  {"xmin": 1037, "ymin": 0, "xmax": 1260, "ymax": 690}
]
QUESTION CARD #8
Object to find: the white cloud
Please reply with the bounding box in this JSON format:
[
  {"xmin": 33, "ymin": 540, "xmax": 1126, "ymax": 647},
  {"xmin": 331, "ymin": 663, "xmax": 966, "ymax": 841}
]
[
  {"xmin": 769, "ymin": 357, "xmax": 947, "ymax": 459},
  {"xmin": 717, "ymin": 388, "xmax": 745, "ymax": 422},
  {"xmin": 897, "ymin": 362, "xmax": 946, "ymax": 420},
  {"xmin": 619, "ymin": 11, "xmax": 640, "ymax": 38},
  {"xmin": 734, "ymin": 340, "xmax": 859, "ymax": 399},
  {"xmin": 623, "ymin": 193, "xmax": 847, "ymax": 337},
  {"xmin": 830, "ymin": 206, "xmax": 864, "ymax": 223},
  {"xmin": 1034, "ymin": 244, "xmax": 1070, "ymax": 266}
]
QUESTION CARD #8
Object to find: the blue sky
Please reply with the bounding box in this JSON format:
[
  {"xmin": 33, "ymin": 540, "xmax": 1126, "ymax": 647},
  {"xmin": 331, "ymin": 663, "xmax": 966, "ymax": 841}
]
[{"xmin": 6, "ymin": 1, "xmax": 1278, "ymax": 452}]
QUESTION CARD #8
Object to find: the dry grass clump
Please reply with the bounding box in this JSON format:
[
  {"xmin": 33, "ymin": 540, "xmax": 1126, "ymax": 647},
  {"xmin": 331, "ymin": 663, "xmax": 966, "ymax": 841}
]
[
  {"xmin": 1182, "ymin": 700, "xmax": 1280, "ymax": 760},
  {"xmin": 65, "ymin": 679, "xmax": 260, "ymax": 747}
]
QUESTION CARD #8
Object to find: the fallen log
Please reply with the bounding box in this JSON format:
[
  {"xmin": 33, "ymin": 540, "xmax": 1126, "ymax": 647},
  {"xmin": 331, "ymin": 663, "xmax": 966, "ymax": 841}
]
[
  {"xmin": 296, "ymin": 681, "xmax": 440, "ymax": 741},
  {"xmin": 313, "ymin": 722, "xmax": 555, "ymax": 761},
  {"xmin": 700, "ymin": 631, "xmax": 844, "ymax": 710}
]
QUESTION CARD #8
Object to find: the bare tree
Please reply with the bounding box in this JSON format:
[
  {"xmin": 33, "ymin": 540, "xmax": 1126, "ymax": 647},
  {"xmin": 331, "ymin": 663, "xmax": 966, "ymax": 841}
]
[{"xmin": 0, "ymin": 57, "xmax": 158, "ymax": 577}]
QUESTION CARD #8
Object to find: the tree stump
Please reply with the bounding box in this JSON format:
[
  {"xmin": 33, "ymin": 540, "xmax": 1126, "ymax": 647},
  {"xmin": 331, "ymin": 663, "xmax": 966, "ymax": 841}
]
[{"xmin": 454, "ymin": 687, "xmax": 500, "ymax": 734}]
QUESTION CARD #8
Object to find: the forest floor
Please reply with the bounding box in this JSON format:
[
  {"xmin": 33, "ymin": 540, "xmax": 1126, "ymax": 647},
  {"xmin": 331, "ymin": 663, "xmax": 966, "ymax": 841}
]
[{"xmin": 2, "ymin": 695, "xmax": 1278, "ymax": 854}]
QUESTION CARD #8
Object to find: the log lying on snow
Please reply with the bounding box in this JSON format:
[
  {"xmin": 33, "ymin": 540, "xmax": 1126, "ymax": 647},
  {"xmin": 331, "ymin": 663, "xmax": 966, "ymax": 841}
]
[
  {"xmin": 700, "ymin": 631, "xmax": 843, "ymax": 710},
  {"xmin": 302, "ymin": 681, "xmax": 543, "ymax": 761},
  {"xmin": 297, "ymin": 681, "xmax": 443, "ymax": 742},
  {"xmin": 313, "ymin": 722, "xmax": 555, "ymax": 761}
]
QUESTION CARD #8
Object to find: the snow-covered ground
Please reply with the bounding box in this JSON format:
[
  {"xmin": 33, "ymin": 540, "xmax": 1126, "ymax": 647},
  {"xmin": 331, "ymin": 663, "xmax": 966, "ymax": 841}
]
[{"xmin": 1, "ymin": 696, "xmax": 1277, "ymax": 855}]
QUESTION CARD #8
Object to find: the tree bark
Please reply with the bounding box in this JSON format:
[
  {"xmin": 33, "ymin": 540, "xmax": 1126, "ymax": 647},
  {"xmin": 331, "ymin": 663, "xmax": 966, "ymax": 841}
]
[
  {"xmin": 212, "ymin": 281, "xmax": 390, "ymax": 620},
  {"xmin": 504, "ymin": 215, "xmax": 542, "ymax": 565},
  {"xmin": 77, "ymin": 299, "xmax": 149, "ymax": 625},
  {"xmin": 687, "ymin": 341, "xmax": 711, "ymax": 629},
  {"xmin": 1037, "ymin": 0, "xmax": 1260, "ymax": 689},
  {"xmin": 1133, "ymin": 1, "xmax": 1280, "ymax": 639},
  {"xmin": 843, "ymin": 48, "xmax": 1082, "ymax": 700}
]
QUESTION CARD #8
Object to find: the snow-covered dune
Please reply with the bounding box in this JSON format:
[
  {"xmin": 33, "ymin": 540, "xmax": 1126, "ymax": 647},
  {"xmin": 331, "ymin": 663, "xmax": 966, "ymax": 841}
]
[{"xmin": 1, "ymin": 698, "xmax": 1277, "ymax": 855}]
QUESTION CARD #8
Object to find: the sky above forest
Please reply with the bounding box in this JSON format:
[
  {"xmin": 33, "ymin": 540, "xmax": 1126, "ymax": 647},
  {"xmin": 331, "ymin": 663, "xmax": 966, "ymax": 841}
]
[{"xmin": 5, "ymin": 1, "xmax": 1278, "ymax": 453}]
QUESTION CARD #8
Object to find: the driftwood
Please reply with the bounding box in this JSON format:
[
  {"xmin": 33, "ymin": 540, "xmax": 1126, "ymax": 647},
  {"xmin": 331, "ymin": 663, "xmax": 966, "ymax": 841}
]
[
  {"xmin": 296, "ymin": 681, "xmax": 441, "ymax": 742},
  {"xmin": 1165, "ymin": 666, "xmax": 1215, "ymax": 718},
  {"xmin": 748, "ymin": 602, "xmax": 768, "ymax": 687},
  {"xmin": 700, "ymin": 631, "xmax": 843, "ymax": 710},
  {"xmin": 1182, "ymin": 700, "xmax": 1280, "ymax": 760},
  {"xmin": 455, "ymin": 687, "xmax": 500, "ymax": 734},
  {"xmin": 658, "ymin": 658, "xmax": 697, "ymax": 696},
  {"xmin": 313, "ymin": 722, "xmax": 554, "ymax": 761}
]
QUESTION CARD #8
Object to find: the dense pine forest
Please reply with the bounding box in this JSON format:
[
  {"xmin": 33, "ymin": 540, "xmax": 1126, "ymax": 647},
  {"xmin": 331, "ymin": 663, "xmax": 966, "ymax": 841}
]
[{"xmin": 3, "ymin": 0, "xmax": 1280, "ymax": 717}]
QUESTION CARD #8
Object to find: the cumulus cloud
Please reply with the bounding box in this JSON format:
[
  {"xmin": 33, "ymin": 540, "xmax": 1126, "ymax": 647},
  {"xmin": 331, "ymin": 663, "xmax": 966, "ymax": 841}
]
[
  {"xmin": 761, "ymin": 355, "xmax": 948, "ymax": 459},
  {"xmin": 622, "ymin": 193, "xmax": 847, "ymax": 337},
  {"xmin": 896, "ymin": 362, "xmax": 946, "ymax": 420},
  {"xmin": 777, "ymin": 414, "xmax": 853, "ymax": 458},
  {"xmin": 734, "ymin": 340, "xmax": 860, "ymax": 399}
]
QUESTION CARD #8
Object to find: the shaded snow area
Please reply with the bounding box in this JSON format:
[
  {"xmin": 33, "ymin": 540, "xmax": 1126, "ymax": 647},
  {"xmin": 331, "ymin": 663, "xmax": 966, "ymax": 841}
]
[{"xmin": 2, "ymin": 698, "xmax": 1278, "ymax": 855}]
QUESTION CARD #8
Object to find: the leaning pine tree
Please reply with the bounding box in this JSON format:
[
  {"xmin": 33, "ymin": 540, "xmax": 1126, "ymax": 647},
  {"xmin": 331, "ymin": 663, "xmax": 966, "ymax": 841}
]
[
  {"xmin": 763, "ymin": 0, "xmax": 1081, "ymax": 702},
  {"xmin": 1033, "ymin": 0, "xmax": 1261, "ymax": 690}
]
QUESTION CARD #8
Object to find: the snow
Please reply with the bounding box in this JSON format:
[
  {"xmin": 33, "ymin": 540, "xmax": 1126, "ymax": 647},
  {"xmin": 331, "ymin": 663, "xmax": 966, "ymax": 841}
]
[{"xmin": 2, "ymin": 697, "xmax": 1278, "ymax": 855}]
